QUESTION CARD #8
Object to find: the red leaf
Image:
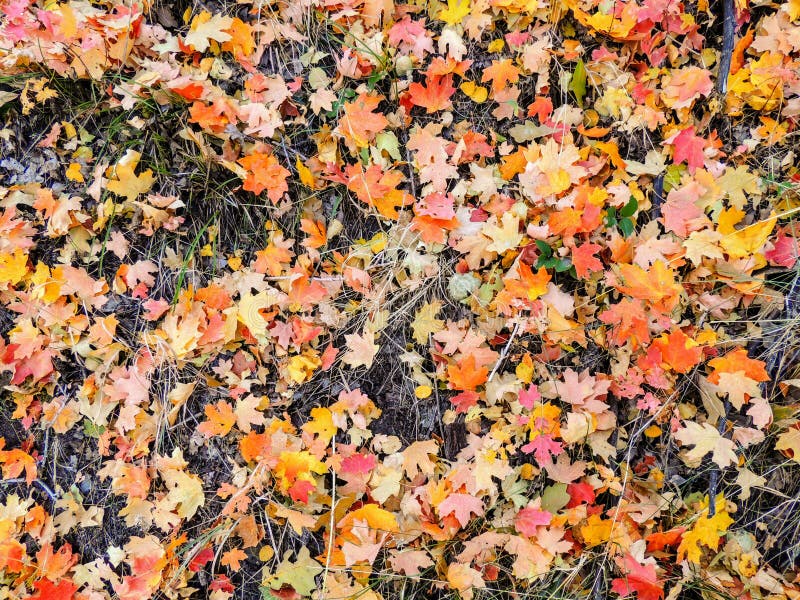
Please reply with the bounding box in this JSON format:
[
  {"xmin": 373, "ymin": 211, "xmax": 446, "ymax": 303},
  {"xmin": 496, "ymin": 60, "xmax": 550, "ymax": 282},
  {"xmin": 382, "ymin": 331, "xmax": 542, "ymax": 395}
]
[
  {"xmin": 31, "ymin": 579, "xmax": 78, "ymax": 600},
  {"xmin": 670, "ymin": 127, "xmax": 706, "ymax": 172},
  {"xmin": 611, "ymin": 554, "xmax": 664, "ymax": 600}
]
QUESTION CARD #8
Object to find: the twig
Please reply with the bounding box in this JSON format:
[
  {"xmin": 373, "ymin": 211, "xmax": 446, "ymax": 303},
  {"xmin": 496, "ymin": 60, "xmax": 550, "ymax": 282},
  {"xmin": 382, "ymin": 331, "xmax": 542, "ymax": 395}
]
[
  {"xmin": 651, "ymin": 173, "xmax": 664, "ymax": 220},
  {"xmin": 717, "ymin": 0, "xmax": 736, "ymax": 96},
  {"xmin": 487, "ymin": 321, "xmax": 520, "ymax": 383},
  {"xmin": 707, "ymin": 399, "xmax": 730, "ymax": 517},
  {"xmin": 321, "ymin": 434, "xmax": 337, "ymax": 596},
  {"xmin": 0, "ymin": 477, "xmax": 58, "ymax": 501}
]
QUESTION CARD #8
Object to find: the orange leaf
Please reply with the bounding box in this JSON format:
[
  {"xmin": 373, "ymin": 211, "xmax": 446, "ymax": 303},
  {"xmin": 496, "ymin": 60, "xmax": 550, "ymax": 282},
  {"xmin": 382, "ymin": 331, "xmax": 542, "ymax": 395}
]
[
  {"xmin": 481, "ymin": 59, "xmax": 520, "ymax": 94},
  {"xmin": 221, "ymin": 548, "xmax": 248, "ymax": 571},
  {"xmin": 336, "ymin": 92, "xmax": 388, "ymax": 150},
  {"xmin": 300, "ymin": 218, "xmax": 327, "ymax": 249},
  {"xmin": 198, "ymin": 401, "xmax": 236, "ymax": 437},
  {"xmin": 237, "ymin": 152, "xmax": 290, "ymax": 203},
  {"xmin": 613, "ymin": 261, "xmax": 683, "ymax": 314},
  {"xmin": 650, "ymin": 330, "xmax": 703, "ymax": 374},
  {"xmin": 448, "ymin": 355, "xmax": 488, "ymax": 391},
  {"xmin": 408, "ymin": 74, "xmax": 456, "ymax": 113},
  {"xmin": 707, "ymin": 347, "xmax": 769, "ymax": 384}
]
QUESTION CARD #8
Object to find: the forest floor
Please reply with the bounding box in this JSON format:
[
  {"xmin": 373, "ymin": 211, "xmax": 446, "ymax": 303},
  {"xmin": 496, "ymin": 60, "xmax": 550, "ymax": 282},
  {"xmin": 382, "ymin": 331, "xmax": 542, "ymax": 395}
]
[{"xmin": 2, "ymin": 0, "xmax": 800, "ymax": 599}]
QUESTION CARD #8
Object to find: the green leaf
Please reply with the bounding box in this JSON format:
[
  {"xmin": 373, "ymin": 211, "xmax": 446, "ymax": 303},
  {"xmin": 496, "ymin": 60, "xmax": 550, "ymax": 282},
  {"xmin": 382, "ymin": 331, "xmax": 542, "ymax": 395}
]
[
  {"xmin": 618, "ymin": 217, "xmax": 635, "ymax": 238},
  {"xmin": 535, "ymin": 240, "xmax": 553, "ymax": 257},
  {"xmin": 83, "ymin": 419, "xmax": 106, "ymax": 438},
  {"xmin": 619, "ymin": 197, "xmax": 638, "ymax": 218},
  {"xmin": 605, "ymin": 206, "xmax": 617, "ymax": 227},
  {"xmin": 554, "ymin": 258, "xmax": 573, "ymax": 272},
  {"xmin": 569, "ymin": 59, "xmax": 587, "ymax": 107},
  {"xmin": 541, "ymin": 483, "xmax": 570, "ymax": 513}
]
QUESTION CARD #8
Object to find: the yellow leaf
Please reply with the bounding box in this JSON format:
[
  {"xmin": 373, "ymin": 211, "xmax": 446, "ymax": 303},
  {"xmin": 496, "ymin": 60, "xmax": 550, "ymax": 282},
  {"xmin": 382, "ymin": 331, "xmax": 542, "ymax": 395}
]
[
  {"xmin": 58, "ymin": 3, "xmax": 77, "ymax": 39},
  {"xmin": 106, "ymin": 150, "xmax": 155, "ymax": 202},
  {"xmin": 286, "ymin": 352, "xmax": 321, "ymax": 384},
  {"xmin": 677, "ymin": 497, "xmax": 733, "ymax": 563},
  {"xmin": 411, "ymin": 301, "xmax": 445, "ymax": 344},
  {"xmin": 0, "ymin": 250, "xmax": 28, "ymax": 287},
  {"xmin": 296, "ymin": 157, "xmax": 315, "ymax": 188},
  {"xmin": 303, "ymin": 407, "xmax": 337, "ymax": 444},
  {"xmin": 487, "ymin": 39, "xmax": 505, "ymax": 53},
  {"xmin": 460, "ymin": 80, "xmax": 488, "ymax": 103},
  {"xmin": 65, "ymin": 162, "xmax": 84, "ymax": 182},
  {"xmin": 30, "ymin": 262, "xmax": 61, "ymax": 303},
  {"xmin": 516, "ymin": 353, "xmax": 534, "ymax": 383},
  {"xmin": 415, "ymin": 385, "xmax": 432, "ymax": 399},
  {"xmin": 259, "ymin": 545, "xmax": 275, "ymax": 562},
  {"xmin": 439, "ymin": 0, "xmax": 471, "ymax": 25},
  {"xmin": 580, "ymin": 513, "xmax": 613, "ymax": 547},
  {"xmin": 162, "ymin": 468, "xmax": 205, "ymax": 519},
  {"xmin": 787, "ymin": 0, "xmax": 800, "ymax": 20},
  {"xmin": 341, "ymin": 504, "xmax": 398, "ymax": 533},
  {"xmin": 719, "ymin": 212, "xmax": 777, "ymax": 259},
  {"xmin": 644, "ymin": 424, "xmax": 662, "ymax": 438},
  {"xmin": 237, "ymin": 290, "xmax": 280, "ymax": 338}
]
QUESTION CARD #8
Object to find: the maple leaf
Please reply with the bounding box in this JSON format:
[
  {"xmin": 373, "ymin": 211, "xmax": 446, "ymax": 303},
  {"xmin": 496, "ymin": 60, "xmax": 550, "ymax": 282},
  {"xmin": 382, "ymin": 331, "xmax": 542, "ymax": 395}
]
[
  {"xmin": 717, "ymin": 165, "xmax": 761, "ymax": 211},
  {"xmin": 197, "ymin": 400, "xmax": 236, "ymax": 437},
  {"xmin": 162, "ymin": 467, "xmax": 205, "ymax": 519},
  {"xmin": 0, "ymin": 250, "xmax": 28, "ymax": 288},
  {"xmin": 580, "ymin": 514, "xmax": 614, "ymax": 547},
  {"xmin": 649, "ymin": 330, "xmax": 703, "ymax": 374},
  {"xmin": 439, "ymin": 0, "xmax": 471, "ymax": 25},
  {"xmin": 341, "ymin": 504, "xmax": 399, "ymax": 534},
  {"xmin": 408, "ymin": 74, "xmax": 456, "ymax": 113},
  {"xmin": 484, "ymin": 212, "xmax": 523, "ymax": 254},
  {"xmin": 234, "ymin": 395, "xmax": 266, "ymax": 433},
  {"xmin": 674, "ymin": 422, "xmax": 737, "ymax": 468},
  {"xmin": 0, "ymin": 441, "xmax": 37, "ymax": 484},
  {"xmin": 300, "ymin": 218, "xmax": 326, "ymax": 250},
  {"xmin": 221, "ymin": 548, "xmax": 247, "ymax": 571},
  {"xmin": 718, "ymin": 209, "xmax": 777, "ymax": 259},
  {"xmin": 438, "ymin": 493, "xmax": 484, "ymax": 527},
  {"xmin": 669, "ymin": 127, "xmax": 706, "ymax": 172},
  {"xmin": 411, "ymin": 301, "xmax": 445, "ymax": 344},
  {"xmin": 662, "ymin": 66, "xmax": 713, "ymax": 109},
  {"xmin": 611, "ymin": 554, "xmax": 664, "ymax": 600},
  {"xmin": 31, "ymin": 578, "xmax": 78, "ymax": 600},
  {"xmin": 448, "ymin": 354, "xmax": 488, "ymax": 391},
  {"xmin": 481, "ymin": 59, "xmax": 520, "ymax": 94},
  {"xmin": 106, "ymin": 150, "xmax": 155, "ymax": 202},
  {"xmin": 572, "ymin": 243, "xmax": 603, "ymax": 278},
  {"xmin": 402, "ymin": 439, "xmax": 439, "ymax": 478},
  {"xmin": 343, "ymin": 162, "xmax": 413, "ymax": 219},
  {"xmin": 237, "ymin": 152, "xmax": 290, "ymax": 203},
  {"xmin": 389, "ymin": 550, "xmax": 434, "ymax": 576},
  {"xmin": 612, "ymin": 261, "xmax": 683, "ymax": 314},
  {"xmin": 709, "ymin": 349, "xmax": 769, "ymax": 387},
  {"xmin": 274, "ymin": 451, "xmax": 327, "ymax": 503},
  {"xmin": 336, "ymin": 93, "xmax": 388, "ymax": 150},
  {"xmin": 515, "ymin": 504, "xmax": 552, "ymax": 536},
  {"xmin": 677, "ymin": 497, "xmax": 733, "ymax": 563},
  {"xmin": 683, "ymin": 229, "xmax": 724, "ymax": 266},
  {"xmin": 184, "ymin": 11, "xmax": 233, "ymax": 52},
  {"xmin": 267, "ymin": 547, "xmax": 322, "ymax": 597},
  {"xmin": 301, "ymin": 407, "xmax": 337, "ymax": 445},
  {"xmin": 342, "ymin": 330, "xmax": 379, "ymax": 369}
]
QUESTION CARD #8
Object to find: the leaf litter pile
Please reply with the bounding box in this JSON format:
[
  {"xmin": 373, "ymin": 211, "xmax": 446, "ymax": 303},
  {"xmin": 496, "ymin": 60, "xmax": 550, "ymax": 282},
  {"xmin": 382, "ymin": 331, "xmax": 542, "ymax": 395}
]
[{"xmin": 2, "ymin": 0, "xmax": 800, "ymax": 598}]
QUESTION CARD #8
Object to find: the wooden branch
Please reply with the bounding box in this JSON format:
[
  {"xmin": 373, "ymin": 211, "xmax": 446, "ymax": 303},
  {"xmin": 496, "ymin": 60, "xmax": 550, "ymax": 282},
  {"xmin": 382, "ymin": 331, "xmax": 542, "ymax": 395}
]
[{"xmin": 717, "ymin": 0, "xmax": 737, "ymax": 96}]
